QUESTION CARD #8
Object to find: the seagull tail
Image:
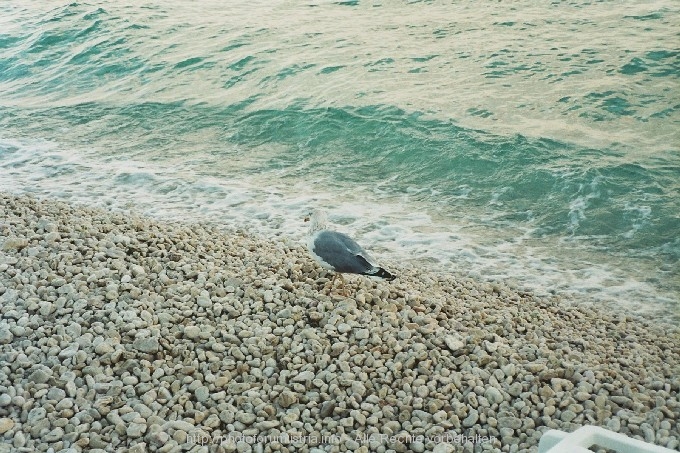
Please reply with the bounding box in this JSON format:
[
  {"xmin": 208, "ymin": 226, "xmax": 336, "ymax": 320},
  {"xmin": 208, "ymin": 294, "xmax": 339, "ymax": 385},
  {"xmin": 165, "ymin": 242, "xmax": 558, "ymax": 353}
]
[{"xmin": 367, "ymin": 267, "xmax": 396, "ymax": 281}]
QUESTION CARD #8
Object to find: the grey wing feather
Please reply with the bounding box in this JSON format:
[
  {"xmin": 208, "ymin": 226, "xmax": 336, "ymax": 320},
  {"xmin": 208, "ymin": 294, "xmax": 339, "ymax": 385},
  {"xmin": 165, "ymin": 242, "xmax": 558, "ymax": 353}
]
[{"xmin": 313, "ymin": 231, "xmax": 376, "ymax": 274}]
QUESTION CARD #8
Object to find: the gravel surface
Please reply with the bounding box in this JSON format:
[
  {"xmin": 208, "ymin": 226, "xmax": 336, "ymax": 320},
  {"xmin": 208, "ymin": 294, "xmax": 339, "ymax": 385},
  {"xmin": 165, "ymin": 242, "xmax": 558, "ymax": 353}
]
[{"xmin": 0, "ymin": 192, "xmax": 678, "ymax": 453}]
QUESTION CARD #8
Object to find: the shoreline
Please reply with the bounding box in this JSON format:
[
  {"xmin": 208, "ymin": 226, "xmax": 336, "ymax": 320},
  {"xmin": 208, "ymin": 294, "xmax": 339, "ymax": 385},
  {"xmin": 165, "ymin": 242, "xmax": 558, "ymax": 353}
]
[{"xmin": 0, "ymin": 191, "xmax": 678, "ymax": 452}]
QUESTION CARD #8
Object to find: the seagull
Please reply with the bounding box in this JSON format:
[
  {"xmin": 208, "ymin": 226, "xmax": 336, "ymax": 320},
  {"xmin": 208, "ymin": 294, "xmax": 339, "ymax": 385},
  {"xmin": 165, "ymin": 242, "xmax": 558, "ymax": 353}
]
[{"xmin": 305, "ymin": 210, "xmax": 396, "ymax": 293}]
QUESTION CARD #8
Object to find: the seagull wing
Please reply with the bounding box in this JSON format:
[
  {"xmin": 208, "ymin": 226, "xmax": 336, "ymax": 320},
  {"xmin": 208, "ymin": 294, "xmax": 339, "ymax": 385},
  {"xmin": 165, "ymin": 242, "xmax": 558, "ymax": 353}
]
[{"xmin": 310, "ymin": 230, "xmax": 377, "ymax": 274}]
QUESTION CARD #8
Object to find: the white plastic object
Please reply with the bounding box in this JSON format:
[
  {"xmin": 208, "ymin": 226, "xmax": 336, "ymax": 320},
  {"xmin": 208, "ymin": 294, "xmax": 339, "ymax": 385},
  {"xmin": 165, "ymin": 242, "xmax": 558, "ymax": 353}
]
[{"xmin": 538, "ymin": 425, "xmax": 676, "ymax": 453}]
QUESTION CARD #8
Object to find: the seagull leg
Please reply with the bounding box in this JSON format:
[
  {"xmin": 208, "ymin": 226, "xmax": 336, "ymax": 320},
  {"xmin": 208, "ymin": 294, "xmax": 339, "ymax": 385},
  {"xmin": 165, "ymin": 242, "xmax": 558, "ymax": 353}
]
[
  {"xmin": 328, "ymin": 273, "xmax": 338, "ymax": 294},
  {"xmin": 327, "ymin": 273, "xmax": 349, "ymax": 296},
  {"xmin": 338, "ymin": 274, "xmax": 349, "ymax": 296}
]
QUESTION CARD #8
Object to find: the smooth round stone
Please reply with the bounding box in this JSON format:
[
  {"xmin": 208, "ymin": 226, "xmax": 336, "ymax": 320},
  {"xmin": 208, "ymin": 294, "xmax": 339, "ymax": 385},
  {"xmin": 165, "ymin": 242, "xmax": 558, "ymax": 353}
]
[
  {"xmin": 319, "ymin": 401, "xmax": 335, "ymax": 418},
  {"xmin": 0, "ymin": 237, "xmax": 27, "ymax": 251},
  {"xmin": 44, "ymin": 427, "xmax": 65, "ymax": 442},
  {"xmin": 351, "ymin": 410, "xmax": 366, "ymax": 426},
  {"xmin": 355, "ymin": 329, "xmax": 369, "ymax": 340},
  {"xmin": 0, "ymin": 394, "xmax": 11, "ymax": 407},
  {"xmin": 444, "ymin": 336, "xmax": 464, "ymax": 352},
  {"xmin": 63, "ymin": 380, "xmax": 77, "ymax": 398},
  {"xmin": 416, "ymin": 386, "xmax": 429, "ymax": 398},
  {"xmin": 485, "ymin": 387, "xmax": 504, "ymax": 405},
  {"xmin": 13, "ymin": 431, "xmax": 26, "ymax": 448},
  {"xmin": 194, "ymin": 386, "xmax": 210, "ymax": 403},
  {"xmin": 293, "ymin": 370, "xmax": 315, "ymax": 382},
  {"xmin": 508, "ymin": 382, "xmax": 523, "ymax": 397},
  {"xmin": 132, "ymin": 337, "xmax": 159, "ymax": 353},
  {"xmin": 197, "ymin": 295, "xmax": 212, "ymax": 308},
  {"xmin": 278, "ymin": 390, "xmax": 297, "ymax": 407},
  {"xmin": 211, "ymin": 342, "xmax": 226, "ymax": 352},
  {"xmin": 235, "ymin": 412, "xmax": 256, "ymax": 425},
  {"xmin": 95, "ymin": 342, "xmax": 114, "ymax": 355},
  {"xmin": 432, "ymin": 410, "xmax": 447, "ymax": 423},
  {"xmin": 560, "ymin": 410, "xmax": 577, "ymax": 423},
  {"xmin": 47, "ymin": 388, "xmax": 66, "ymax": 401},
  {"xmin": 462, "ymin": 409, "xmax": 479, "ymax": 427},
  {"xmin": 433, "ymin": 443, "xmax": 456, "ymax": 453},
  {"xmin": 157, "ymin": 312, "xmax": 173, "ymax": 326},
  {"xmin": 149, "ymin": 431, "xmax": 170, "ymax": 447},
  {"xmin": 9, "ymin": 325, "xmax": 25, "ymax": 337},
  {"xmin": 256, "ymin": 420, "xmax": 279, "ymax": 430},
  {"xmin": 184, "ymin": 326, "xmax": 201, "ymax": 339},
  {"xmin": 607, "ymin": 417, "xmax": 621, "ymax": 431},
  {"xmin": 0, "ymin": 418, "xmax": 14, "ymax": 434},
  {"xmin": 122, "ymin": 376, "xmax": 138, "ymax": 386},
  {"xmin": 126, "ymin": 422, "xmax": 147, "ymax": 438},
  {"xmin": 351, "ymin": 381, "xmax": 367, "ymax": 397},
  {"xmin": 130, "ymin": 264, "xmax": 145, "ymax": 276},
  {"xmin": 27, "ymin": 407, "xmax": 47, "ymax": 424},
  {"xmin": 575, "ymin": 391, "xmax": 591, "ymax": 402},
  {"xmin": 28, "ymin": 367, "xmax": 51, "ymax": 384},
  {"xmin": 498, "ymin": 416, "xmax": 522, "ymax": 430},
  {"xmin": 0, "ymin": 329, "xmax": 14, "ymax": 344},
  {"xmin": 133, "ymin": 403, "xmax": 153, "ymax": 419},
  {"xmin": 55, "ymin": 399, "xmax": 74, "ymax": 411}
]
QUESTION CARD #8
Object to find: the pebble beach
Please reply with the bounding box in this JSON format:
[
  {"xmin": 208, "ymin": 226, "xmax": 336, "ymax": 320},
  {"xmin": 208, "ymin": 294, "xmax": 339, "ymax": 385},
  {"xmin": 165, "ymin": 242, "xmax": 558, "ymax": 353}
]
[{"xmin": 0, "ymin": 192, "xmax": 678, "ymax": 453}]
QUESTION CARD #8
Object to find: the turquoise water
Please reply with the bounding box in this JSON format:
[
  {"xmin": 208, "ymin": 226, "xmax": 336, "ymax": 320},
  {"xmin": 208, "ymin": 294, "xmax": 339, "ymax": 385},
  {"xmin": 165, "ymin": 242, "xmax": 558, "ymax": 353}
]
[{"xmin": 1, "ymin": 1, "xmax": 678, "ymax": 321}]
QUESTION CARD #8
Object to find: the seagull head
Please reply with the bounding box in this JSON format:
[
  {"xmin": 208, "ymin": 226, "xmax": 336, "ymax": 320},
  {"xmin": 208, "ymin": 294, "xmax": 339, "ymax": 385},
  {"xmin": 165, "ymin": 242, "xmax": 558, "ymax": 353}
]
[{"xmin": 305, "ymin": 209, "xmax": 328, "ymax": 234}]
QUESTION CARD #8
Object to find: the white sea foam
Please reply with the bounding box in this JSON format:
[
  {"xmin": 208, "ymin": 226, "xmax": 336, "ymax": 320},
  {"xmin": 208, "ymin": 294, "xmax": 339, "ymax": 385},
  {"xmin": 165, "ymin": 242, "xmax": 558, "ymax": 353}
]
[{"xmin": 1, "ymin": 137, "xmax": 676, "ymax": 323}]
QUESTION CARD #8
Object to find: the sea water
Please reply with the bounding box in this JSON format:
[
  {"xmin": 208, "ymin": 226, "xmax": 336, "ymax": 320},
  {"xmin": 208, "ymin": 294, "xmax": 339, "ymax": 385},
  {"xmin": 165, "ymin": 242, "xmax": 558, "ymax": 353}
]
[{"xmin": 1, "ymin": 1, "xmax": 678, "ymax": 322}]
